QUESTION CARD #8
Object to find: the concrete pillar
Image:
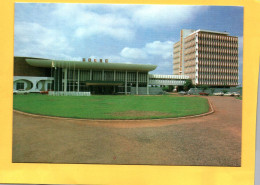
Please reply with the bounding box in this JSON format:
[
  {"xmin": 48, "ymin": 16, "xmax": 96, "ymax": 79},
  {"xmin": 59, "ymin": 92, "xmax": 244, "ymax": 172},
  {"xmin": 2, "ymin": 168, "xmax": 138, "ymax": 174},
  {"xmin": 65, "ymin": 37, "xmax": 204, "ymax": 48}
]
[
  {"xmin": 102, "ymin": 69, "xmax": 104, "ymax": 81},
  {"xmin": 114, "ymin": 70, "xmax": 116, "ymax": 81},
  {"xmin": 72, "ymin": 68, "xmax": 75, "ymax": 92},
  {"xmin": 114, "ymin": 70, "xmax": 116, "ymax": 94},
  {"xmin": 64, "ymin": 68, "xmax": 67, "ymax": 92},
  {"xmin": 77, "ymin": 69, "xmax": 80, "ymax": 92},
  {"xmin": 136, "ymin": 71, "xmax": 139, "ymax": 95},
  {"xmin": 54, "ymin": 68, "xmax": 62, "ymax": 91},
  {"xmin": 32, "ymin": 80, "xmax": 37, "ymax": 92},
  {"xmin": 125, "ymin": 70, "xmax": 127, "ymax": 95},
  {"xmin": 147, "ymin": 72, "xmax": 149, "ymax": 95},
  {"xmin": 58, "ymin": 68, "xmax": 60, "ymax": 92},
  {"xmin": 90, "ymin": 69, "xmax": 92, "ymax": 81},
  {"xmin": 42, "ymin": 80, "xmax": 46, "ymax": 91}
]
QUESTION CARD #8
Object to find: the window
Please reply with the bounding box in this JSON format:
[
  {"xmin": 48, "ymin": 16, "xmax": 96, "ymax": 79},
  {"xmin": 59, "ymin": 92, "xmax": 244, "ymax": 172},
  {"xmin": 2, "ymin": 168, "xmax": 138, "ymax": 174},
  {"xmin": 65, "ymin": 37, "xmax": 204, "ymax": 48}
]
[{"xmin": 16, "ymin": 82, "xmax": 24, "ymax": 90}]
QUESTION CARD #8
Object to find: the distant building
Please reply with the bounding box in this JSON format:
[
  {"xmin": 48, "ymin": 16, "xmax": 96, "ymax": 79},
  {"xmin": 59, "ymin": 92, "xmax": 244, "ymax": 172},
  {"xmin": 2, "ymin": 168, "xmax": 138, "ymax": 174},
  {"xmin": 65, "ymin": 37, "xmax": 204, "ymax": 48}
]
[
  {"xmin": 173, "ymin": 29, "xmax": 239, "ymax": 87},
  {"xmin": 13, "ymin": 57, "xmax": 188, "ymax": 95}
]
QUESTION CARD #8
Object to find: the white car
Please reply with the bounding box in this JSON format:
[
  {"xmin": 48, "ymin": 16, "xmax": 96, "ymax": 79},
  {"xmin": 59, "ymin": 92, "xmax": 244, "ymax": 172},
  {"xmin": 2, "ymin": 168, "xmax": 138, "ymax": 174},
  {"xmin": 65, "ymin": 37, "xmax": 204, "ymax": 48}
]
[
  {"xmin": 213, "ymin": 92, "xmax": 224, "ymax": 96},
  {"xmin": 178, "ymin": 91, "xmax": 187, "ymax": 95},
  {"xmin": 13, "ymin": 89, "xmax": 30, "ymax": 95},
  {"xmin": 224, "ymin": 92, "xmax": 233, "ymax": 96},
  {"xmin": 232, "ymin": 92, "xmax": 240, "ymax": 97}
]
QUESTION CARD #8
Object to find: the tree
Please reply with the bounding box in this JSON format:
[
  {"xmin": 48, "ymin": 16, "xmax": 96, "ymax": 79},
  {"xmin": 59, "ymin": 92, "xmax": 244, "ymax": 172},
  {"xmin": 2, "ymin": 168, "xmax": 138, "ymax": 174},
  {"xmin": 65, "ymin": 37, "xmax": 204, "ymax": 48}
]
[
  {"xmin": 210, "ymin": 88, "xmax": 215, "ymax": 94},
  {"xmin": 168, "ymin": 85, "xmax": 174, "ymax": 92},
  {"xmin": 183, "ymin": 79, "xmax": 194, "ymax": 92},
  {"xmin": 162, "ymin": 86, "xmax": 168, "ymax": 91},
  {"xmin": 222, "ymin": 89, "xmax": 228, "ymax": 94},
  {"xmin": 199, "ymin": 85, "xmax": 209, "ymax": 92}
]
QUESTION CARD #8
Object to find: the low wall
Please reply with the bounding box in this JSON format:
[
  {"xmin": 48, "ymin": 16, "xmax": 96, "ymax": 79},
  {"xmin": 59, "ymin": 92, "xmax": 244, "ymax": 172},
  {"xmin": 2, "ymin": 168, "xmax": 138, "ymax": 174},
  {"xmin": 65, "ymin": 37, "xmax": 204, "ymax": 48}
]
[{"xmin": 48, "ymin": 91, "xmax": 91, "ymax": 96}]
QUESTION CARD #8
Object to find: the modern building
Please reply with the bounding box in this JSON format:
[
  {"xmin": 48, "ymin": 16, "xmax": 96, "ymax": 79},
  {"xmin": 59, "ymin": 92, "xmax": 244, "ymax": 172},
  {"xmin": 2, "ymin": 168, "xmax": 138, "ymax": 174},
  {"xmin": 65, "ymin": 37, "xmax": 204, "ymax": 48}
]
[
  {"xmin": 173, "ymin": 29, "xmax": 239, "ymax": 87},
  {"xmin": 13, "ymin": 57, "xmax": 188, "ymax": 95}
]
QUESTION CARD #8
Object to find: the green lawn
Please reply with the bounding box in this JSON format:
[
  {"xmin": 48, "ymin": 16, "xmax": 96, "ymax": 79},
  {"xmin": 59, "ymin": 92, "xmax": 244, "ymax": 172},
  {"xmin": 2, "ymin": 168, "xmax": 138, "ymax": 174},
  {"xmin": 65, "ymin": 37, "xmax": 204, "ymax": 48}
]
[{"xmin": 13, "ymin": 94, "xmax": 209, "ymax": 119}]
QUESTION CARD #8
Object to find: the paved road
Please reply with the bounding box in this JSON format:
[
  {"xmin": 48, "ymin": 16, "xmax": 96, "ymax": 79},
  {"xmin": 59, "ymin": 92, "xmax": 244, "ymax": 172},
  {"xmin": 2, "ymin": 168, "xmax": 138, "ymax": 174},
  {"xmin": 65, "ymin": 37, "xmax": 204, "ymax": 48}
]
[{"xmin": 13, "ymin": 96, "xmax": 241, "ymax": 166}]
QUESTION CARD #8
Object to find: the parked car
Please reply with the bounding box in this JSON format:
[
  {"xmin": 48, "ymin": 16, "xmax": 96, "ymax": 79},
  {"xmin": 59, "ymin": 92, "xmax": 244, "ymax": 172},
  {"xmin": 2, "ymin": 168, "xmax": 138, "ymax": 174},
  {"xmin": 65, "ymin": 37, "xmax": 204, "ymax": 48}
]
[
  {"xmin": 224, "ymin": 92, "xmax": 234, "ymax": 96},
  {"xmin": 213, "ymin": 92, "xmax": 224, "ymax": 96},
  {"xmin": 187, "ymin": 89, "xmax": 193, "ymax": 95},
  {"xmin": 13, "ymin": 89, "xmax": 30, "ymax": 95},
  {"xmin": 178, "ymin": 91, "xmax": 187, "ymax": 95},
  {"xmin": 232, "ymin": 92, "xmax": 240, "ymax": 97},
  {"xmin": 199, "ymin": 92, "xmax": 209, "ymax": 96},
  {"xmin": 40, "ymin": 91, "xmax": 49, "ymax": 95}
]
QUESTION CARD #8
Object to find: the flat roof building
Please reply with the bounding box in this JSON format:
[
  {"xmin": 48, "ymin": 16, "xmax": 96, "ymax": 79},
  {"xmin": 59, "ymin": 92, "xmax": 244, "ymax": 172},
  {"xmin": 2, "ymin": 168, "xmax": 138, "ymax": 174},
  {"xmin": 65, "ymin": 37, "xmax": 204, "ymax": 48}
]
[
  {"xmin": 173, "ymin": 29, "xmax": 239, "ymax": 87},
  {"xmin": 14, "ymin": 57, "xmax": 188, "ymax": 95}
]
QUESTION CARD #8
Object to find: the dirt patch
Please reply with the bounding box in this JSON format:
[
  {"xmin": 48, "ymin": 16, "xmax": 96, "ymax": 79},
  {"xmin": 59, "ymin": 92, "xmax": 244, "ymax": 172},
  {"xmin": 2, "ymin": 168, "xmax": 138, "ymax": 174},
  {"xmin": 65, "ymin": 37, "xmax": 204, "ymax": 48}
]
[{"xmin": 110, "ymin": 110, "xmax": 172, "ymax": 117}]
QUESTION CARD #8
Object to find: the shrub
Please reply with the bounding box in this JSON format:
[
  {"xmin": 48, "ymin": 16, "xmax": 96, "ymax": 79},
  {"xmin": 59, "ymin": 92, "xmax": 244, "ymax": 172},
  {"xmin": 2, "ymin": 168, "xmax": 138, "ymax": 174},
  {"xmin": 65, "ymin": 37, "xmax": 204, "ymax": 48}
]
[
  {"xmin": 222, "ymin": 90, "xmax": 228, "ymax": 94},
  {"xmin": 184, "ymin": 79, "xmax": 194, "ymax": 91},
  {"xmin": 199, "ymin": 85, "xmax": 209, "ymax": 92},
  {"xmin": 210, "ymin": 88, "xmax": 215, "ymax": 94}
]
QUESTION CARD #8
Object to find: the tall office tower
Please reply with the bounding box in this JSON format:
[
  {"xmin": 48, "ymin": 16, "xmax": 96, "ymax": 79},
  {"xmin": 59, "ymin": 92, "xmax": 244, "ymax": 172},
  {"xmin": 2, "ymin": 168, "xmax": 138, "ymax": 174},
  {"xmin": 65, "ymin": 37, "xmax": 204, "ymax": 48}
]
[
  {"xmin": 173, "ymin": 29, "xmax": 239, "ymax": 87},
  {"xmin": 173, "ymin": 29, "xmax": 195, "ymax": 75}
]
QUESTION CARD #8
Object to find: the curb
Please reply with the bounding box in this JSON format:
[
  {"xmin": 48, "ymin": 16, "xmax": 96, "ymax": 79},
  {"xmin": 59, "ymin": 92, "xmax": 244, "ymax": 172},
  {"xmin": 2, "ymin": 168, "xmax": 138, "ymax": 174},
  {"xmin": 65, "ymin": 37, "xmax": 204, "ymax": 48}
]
[{"xmin": 13, "ymin": 98, "xmax": 214, "ymax": 122}]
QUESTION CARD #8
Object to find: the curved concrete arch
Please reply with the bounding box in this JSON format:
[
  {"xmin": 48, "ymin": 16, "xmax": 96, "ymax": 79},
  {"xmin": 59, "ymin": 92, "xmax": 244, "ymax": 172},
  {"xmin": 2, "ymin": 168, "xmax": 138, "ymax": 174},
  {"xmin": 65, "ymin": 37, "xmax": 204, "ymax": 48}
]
[
  {"xmin": 13, "ymin": 76, "xmax": 54, "ymax": 92},
  {"xmin": 36, "ymin": 80, "xmax": 53, "ymax": 91},
  {"xmin": 13, "ymin": 79, "xmax": 33, "ymax": 91},
  {"xmin": 36, "ymin": 80, "xmax": 44, "ymax": 91}
]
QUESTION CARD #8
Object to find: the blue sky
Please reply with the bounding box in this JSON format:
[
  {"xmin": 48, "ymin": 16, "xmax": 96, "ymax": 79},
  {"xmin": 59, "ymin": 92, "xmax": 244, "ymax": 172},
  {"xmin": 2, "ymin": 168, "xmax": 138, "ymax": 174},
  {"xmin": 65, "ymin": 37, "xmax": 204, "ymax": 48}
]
[{"xmin": 14, "ymin": 4, "xmax": 243, "ymax": 85}]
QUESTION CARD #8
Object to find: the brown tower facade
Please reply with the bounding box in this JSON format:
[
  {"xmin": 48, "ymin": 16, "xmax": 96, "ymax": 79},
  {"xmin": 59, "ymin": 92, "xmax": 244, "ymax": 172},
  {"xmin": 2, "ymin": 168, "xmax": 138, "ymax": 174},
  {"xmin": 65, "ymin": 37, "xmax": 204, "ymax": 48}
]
[{"xmin": 173, "ymin": 29, "xmax": 239, "ymax": 87}]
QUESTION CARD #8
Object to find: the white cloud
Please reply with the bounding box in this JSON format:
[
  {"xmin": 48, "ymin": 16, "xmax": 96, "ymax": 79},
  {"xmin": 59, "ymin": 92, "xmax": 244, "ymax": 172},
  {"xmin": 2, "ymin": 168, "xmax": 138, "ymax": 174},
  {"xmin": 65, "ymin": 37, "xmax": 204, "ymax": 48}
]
[
  {"xmin": 120, "ymin": 47, "xmax": 147, "ymax": 59},
  {"xmin": 103, "ymin": 55, "xmax": 132, "ymax": 63},
  {"xmin": 75, "ymin": 26, "xmax": 134, "ymax": 41},
  {"xmin": 144, "ymin": 41, "xmax": 174, "ymax": 59},
  {"xmin": 51, "ymin": 4, "xmax": 207, "ymax": 41},
  {"xmin": 132, "ymin": 5, "xmax": 207, "ymax": 27},
  {"xmin": 118, "ymin": 40, "xmax": 174, "ymax": 75},
  {"xmin": 150, "ymin": 61, "xmax": 173, "ymax": 75},
  {"xmin": 73, "ymin": 11, "xmax": 133, "ymax": 38},
  {"xmin": 14, "ymin": 22, "xmax": 73, "ymax": 58},
  {"xmin": 120, "ymin": 40, "xmax": 174, "ymax": 60},
  {"xmin": 52, "ymin": 4, "xmax": 134, "ymax": 41}
]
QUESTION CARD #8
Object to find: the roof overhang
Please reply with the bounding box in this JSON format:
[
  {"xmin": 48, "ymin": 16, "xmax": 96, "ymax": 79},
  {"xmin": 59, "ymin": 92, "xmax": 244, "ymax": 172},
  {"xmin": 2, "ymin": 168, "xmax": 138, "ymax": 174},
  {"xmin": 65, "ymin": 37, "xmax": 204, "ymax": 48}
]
[
  {"xmin": 25, "ymin": 59, "xmax": 157, "ymax": 72},
  {"xmin": 196, "ymin": 29, "xmax": 230, "ymax": 35}
]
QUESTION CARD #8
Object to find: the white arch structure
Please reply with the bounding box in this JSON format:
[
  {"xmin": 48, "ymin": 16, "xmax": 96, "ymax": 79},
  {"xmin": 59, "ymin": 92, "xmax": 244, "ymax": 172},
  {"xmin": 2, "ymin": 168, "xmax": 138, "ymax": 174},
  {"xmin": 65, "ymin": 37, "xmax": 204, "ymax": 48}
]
[{"xmin": 13, "ymin": 76, "xmax": 54, "ymax": 92}]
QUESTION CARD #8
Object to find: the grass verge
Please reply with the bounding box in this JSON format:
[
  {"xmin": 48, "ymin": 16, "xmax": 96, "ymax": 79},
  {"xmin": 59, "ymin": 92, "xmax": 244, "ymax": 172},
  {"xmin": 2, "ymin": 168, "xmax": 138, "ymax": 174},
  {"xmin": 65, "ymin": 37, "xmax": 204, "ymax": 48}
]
[{"xmin": 13, "ymin": 94, "xmax": 209, "ymax": 119}]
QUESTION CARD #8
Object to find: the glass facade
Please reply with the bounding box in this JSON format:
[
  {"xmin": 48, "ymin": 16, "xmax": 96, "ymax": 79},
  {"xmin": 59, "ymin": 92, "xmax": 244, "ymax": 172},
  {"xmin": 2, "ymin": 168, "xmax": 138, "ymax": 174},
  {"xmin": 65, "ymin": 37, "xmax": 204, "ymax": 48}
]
[{"xmin": 50, "ymin": 68, "xmax": 149, "ymax": 94}]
